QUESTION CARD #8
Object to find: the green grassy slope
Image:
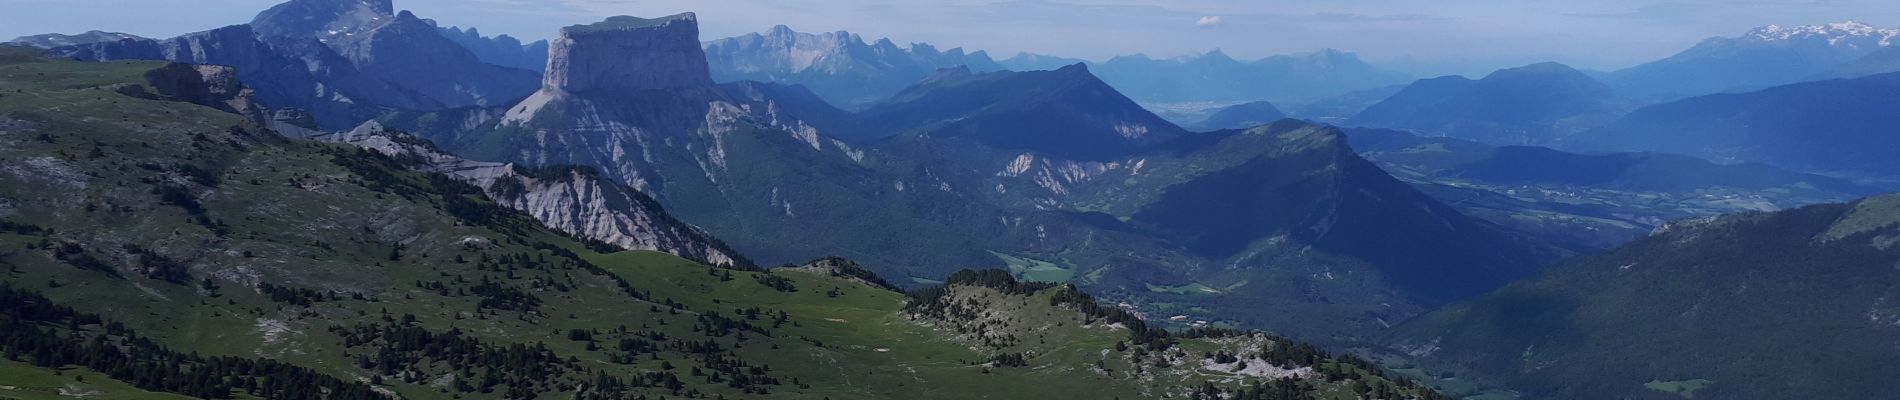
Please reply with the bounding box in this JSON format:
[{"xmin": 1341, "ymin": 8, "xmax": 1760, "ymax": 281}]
[
  {"xmin": 0, "ymin": 48, "xmax": 1443, "ymax": 400},
  {"xmin": 1381, "ymin": 195, "xmax": 1900, "ymax": 399}
]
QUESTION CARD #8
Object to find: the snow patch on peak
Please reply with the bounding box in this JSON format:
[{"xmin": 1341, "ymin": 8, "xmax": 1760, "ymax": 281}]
[{"xmin": 1746, "ymin": 20, "xmax": 1900, "ymax": 46}]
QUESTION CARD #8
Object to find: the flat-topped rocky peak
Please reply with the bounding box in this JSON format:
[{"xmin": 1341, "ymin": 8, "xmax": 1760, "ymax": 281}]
[{"xmin": 543, "ymin": 13, "xmax": 713, "ymax": 93}]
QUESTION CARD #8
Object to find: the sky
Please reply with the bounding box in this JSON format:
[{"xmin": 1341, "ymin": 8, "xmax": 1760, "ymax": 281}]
[{"xmin": 3, "ymin": 0, "xmax": 1898, "ymax": 76}]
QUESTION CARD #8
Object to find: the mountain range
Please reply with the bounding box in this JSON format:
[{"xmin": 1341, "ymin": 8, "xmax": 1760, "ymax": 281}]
[
  {"xmin": 703, "ymin": 25, "xmax": 1004, "ymax": 110},
  {"xmin": 1609, "ymin": 21, "xmax": 1900, "ymax": 101},
  {"xmin": 0, "ymin": 45, "xmax": 1445, "ymax": 399},
  {"xmin": 7, "ymin": 2, "xmax": 1900, "ymax": 399},
  {"xmin": 1580, "ymin": 70, "xmax": 1900, "ymax": 180},
  {"xmin": 373, "ymin": 12, "xmax": 1564, "ymax": 341},
  {"xmin": 437, "ymin": 25, "xmax": 550, "ymax": 72},
  {"xmin": 1350, "ymin": 62, "xmax": 1629, "ymax": 146},
  {"xmin": 1087, "ymin": 48, "xmax": 1414, "ymax": 104}
]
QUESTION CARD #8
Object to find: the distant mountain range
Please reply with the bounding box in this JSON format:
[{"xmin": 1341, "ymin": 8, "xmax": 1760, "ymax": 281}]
[
  {"xmin": 703, "ymin": 25, "xmax": 1004, "ymax": 110},
  {"xmin": 1087, "ymin": 49, "xmax": 1414, "ymax": 104},
  {"xmin": 1609, "ymin": 21, "xmax": 1900, "ymax": 101},
  {"xmin": 1350, "ymin": 62, "xmax": 1629, "ymax": 146},
  {"xmin": 1581, "ymin": 70, "xmax": 1900, "ymax": 179},
  {"xmin": 436, "ymin": 25, "xmax": 549, "ymax": 72},
  {"xmin": 702, "ymin": 29, "xmax": 1412, "ymax": 109}
]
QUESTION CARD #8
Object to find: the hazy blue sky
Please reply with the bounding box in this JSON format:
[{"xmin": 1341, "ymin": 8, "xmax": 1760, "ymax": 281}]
[{"xmin": 4, "ymin": 0, "xmax": 1897, "ymax": 75}]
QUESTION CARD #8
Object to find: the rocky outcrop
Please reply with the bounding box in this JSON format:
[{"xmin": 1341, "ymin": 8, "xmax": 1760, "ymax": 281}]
[
  {"xmin": 543, "ymin": 14, "xmax": 712, "ymax": 93},
  {"xmin": 139, "ymin": 63, "xmax": 270, "ymax": 122},
  {"xmin": 777, "ymin": 256, "xmax": 900, "ymax": 291},
  {"xmin": 319, "ymin": 122, "xmax": 748, "ymax": 267}
]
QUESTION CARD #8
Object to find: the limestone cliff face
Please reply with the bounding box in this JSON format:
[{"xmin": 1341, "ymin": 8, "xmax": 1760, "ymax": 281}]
[
  {"xmin": 543, "ymin": 13, "xmax": 713, "ymax": 93},
  {"xmin": 451, "ymin": 16, "xmax": 947, "ymax": 277},
  {"xmin": 320, "ymin": 122, "xmax": 747, "ymax": 267}
]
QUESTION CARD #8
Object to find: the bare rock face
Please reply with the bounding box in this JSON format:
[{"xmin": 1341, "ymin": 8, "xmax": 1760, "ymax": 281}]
[
  {"xmin": 543, "ymin": 13, "xmax": 713, "ymax": 93},
  {"xmin": 249, "ymin": 0, "xmax": 396, "ymax": 41},
  {"xmin": 318, "ymin": 121, "xmax": 749, "ymax": 268},
  {"xmin": 140, "ymin": 63, "xmax": 270, "ymax": 123}
]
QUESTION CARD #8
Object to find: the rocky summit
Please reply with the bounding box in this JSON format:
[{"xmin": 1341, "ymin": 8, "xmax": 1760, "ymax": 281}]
[{"xmin": 544, "ymin": 13, "xmax": 714, "ymax": 93}]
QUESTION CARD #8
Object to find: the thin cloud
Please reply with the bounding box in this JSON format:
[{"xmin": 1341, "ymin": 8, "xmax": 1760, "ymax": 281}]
[{"xmin": 1196, "ymin": 15, "xmax": 1224, "ymax": 27}]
